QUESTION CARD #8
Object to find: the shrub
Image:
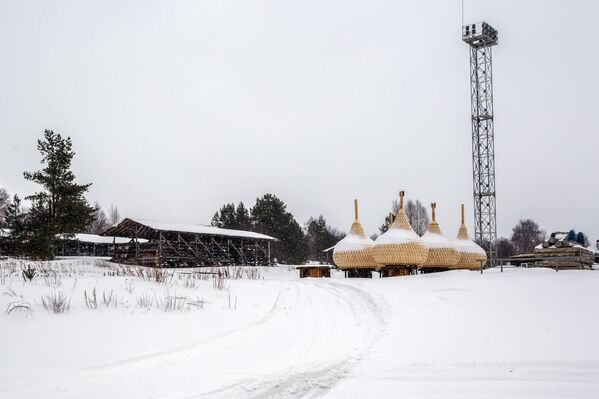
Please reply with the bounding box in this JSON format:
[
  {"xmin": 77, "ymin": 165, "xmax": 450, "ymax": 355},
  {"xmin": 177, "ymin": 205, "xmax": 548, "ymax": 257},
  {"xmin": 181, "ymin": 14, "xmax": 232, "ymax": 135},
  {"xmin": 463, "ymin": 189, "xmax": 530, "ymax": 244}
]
[
  {"xmin": 6, "ymin": 301, "xmax": 33, "ymax": 317},
  {"xmin": 22, "ymin": 266, "xmax": 36, "ymax": 282},
  {"xmin": 84, "ymin": 288, "xmax": 98, "ymax": 310},
  {"xmin": 41, "ymin": 291, "xmax": 71, "ymax": 313}
]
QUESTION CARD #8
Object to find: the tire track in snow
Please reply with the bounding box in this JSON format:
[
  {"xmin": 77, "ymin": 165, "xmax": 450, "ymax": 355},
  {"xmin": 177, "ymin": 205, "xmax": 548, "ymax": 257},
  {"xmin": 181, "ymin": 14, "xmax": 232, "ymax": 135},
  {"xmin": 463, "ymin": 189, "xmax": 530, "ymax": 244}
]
[
  {"xmin": 84, "ymin": 284, "xmax": 289, "ymax": 371},
  {"xmin": 195, "ymin": 279, "xmax": 388, "ymax": 399}
]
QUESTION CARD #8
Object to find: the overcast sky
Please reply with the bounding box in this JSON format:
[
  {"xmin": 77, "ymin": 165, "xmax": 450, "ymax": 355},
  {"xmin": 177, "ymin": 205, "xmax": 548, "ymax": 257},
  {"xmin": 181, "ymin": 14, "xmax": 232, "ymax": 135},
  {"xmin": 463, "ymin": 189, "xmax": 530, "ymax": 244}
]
[{"xmin": 0, "ymin": 0, "xmax": 597, "ymax": 242}]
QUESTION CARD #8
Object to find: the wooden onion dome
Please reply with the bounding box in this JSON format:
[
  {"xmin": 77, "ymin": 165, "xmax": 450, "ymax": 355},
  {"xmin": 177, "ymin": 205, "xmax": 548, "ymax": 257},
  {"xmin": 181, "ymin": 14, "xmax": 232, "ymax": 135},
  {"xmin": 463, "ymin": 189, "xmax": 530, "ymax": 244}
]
[
  {"xmin": 421, "ymin": 203, "xmax": 459, "ymax": 267},
  {"xmin": 333, "ymin": 199, "xmax": 378, "ymax": 269},
  {"xmin": 372, "ymin": 191, "xmax": 429, "ymax": 266},
  {"xmin": 453, "ymin": 204, "xmax": 487, "ymax": 269}
]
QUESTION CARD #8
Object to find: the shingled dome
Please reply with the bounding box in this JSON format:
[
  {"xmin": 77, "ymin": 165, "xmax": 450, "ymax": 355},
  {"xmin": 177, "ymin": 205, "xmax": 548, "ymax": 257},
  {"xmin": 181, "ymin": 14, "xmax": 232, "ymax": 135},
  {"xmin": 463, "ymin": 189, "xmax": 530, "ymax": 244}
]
[
  {"xmin": 421, "ymin": 203, "xmax": 459, "ymax": 268},
  {"xmin": 333, "ymin": 200, "xmax": 378, "ymax": 269},
  {"xmin": 453, "ymin": 204, "xmax": 487, "ymax": 269},
  {"xmin": 372, "ymin": 191, "xmax": 429, "ymax": 266}
]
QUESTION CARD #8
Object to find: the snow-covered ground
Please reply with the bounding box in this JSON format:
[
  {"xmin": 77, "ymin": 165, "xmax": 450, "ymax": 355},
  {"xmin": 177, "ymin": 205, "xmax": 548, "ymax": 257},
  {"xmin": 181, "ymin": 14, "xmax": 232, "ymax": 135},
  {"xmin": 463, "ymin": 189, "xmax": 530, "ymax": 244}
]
[{"xmin": 1, "ymin": 258, "xmax": 599, "ymax": 398}]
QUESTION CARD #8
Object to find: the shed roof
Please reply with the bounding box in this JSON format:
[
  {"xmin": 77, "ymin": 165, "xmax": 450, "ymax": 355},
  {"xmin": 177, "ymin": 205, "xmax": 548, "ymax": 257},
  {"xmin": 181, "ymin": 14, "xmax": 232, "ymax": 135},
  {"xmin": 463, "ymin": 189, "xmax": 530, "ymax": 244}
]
[
  {"xmin": 59, "ymin": 233, "xmax": 140, "ymax": 245},
  {"xmin": 101, "ymin": 218, "xmax": 276, "ymax": 241}
]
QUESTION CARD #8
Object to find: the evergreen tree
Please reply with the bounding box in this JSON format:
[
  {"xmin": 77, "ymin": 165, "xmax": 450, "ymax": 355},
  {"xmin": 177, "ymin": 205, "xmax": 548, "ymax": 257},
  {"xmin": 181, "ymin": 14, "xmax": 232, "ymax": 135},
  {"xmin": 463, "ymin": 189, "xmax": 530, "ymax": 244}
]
[
  {"xmin": 27, "ymin": 196, "xmax": 54, "ymax": 260},
  {"xmin": 251, "ymin": 194, "xmax": 308, "ymax": 264},
  {"xmin": 211, "ymin": 203, "xmax": 236, "ymax": 228},
  {"xmin": 567, "ymin": 229, "xmax": 577, "ymax": 242},
  {"xmin": 4, "ymin": 194, "xmax": 26, "ymax": 256},
  {"xmin": 305, "ymin": 215, "xmax": 344, "ymax": 263},
  {"xmin": 576, "ymin": 232, "xmax": 589, "ymax": 247},
  {"xmin": 23, "ymin": 130, "xmax": 96, "ymax": 259},
  {"xmin": 234, "ymin": 202, "xmax": 251, "ymax": 230}
]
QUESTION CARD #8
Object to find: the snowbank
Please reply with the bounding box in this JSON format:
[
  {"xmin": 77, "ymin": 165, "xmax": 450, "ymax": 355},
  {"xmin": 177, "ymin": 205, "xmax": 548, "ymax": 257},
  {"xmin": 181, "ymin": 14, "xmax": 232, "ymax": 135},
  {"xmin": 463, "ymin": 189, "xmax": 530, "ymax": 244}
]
[{"xmin": 2, "ymin": 259, "xmax": 599, "ymax": 398}]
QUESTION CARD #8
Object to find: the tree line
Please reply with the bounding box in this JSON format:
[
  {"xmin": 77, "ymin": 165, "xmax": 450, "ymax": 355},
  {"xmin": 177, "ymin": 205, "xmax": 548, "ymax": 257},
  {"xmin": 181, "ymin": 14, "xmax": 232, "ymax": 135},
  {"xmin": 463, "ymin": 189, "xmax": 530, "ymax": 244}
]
[
  {"xmin": 2, "ymin": 130, "xmax": 592, "ymax": 263},
  {"xmin": 0, "ymin": 130, "xmax": 119, "ymax": 259},
  {"xmin": 211, "ymin": 196, "xmax": 344, "ymax": 264}
]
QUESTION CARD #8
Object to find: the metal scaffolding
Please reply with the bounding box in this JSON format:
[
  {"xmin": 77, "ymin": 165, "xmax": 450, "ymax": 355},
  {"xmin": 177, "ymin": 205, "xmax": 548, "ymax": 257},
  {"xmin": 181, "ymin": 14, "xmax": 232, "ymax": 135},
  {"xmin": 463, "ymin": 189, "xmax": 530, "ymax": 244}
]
[{"xmin": 462, "ymin": 22, "xmax": 498, "ymax": 266}]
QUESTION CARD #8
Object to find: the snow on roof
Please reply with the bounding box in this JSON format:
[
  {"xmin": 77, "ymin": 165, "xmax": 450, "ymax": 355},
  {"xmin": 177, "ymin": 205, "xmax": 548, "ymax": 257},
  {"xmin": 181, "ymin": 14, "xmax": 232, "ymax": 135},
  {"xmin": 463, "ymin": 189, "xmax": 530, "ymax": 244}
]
[
  {"xmin": 130, "ymin": 219, "xmax": 276, "ymax": 241},
  {"xmin": 454, "ymin": 237, "xmax": 486, "ymax": 255},
  {"xmin": 334, "ymin": 233, "xmax": 374, "ymax": 253},
  {"xmin": 59, "ymin": 233, "xmax": 143, "ymax": 244},
  {"xmin": 323, "ymin": 245, "xmax": 336, "ymax": 252}
]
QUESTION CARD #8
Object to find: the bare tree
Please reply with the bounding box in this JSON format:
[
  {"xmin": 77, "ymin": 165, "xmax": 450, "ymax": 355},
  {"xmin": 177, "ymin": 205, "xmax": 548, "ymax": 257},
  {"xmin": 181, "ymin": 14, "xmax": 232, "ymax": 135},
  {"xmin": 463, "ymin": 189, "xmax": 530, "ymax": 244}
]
[
  {"xmin": 0, "ymin": 188, "xmax": 9, "ymax": 227},
  {"xmin": 108, "ymin": 204, "xmax": 121, "ymax": 226},
  {"xmin": 510, "ymin": 219, "xmax": 545, "ymax": 254},
  {"xmin": 404, "ymin": 199, "xmax": 429, "ymax": 236},
  {"xmin": 496, "ymin": 237, "xmax": 516, "ymax": 259},
  {"xmin": 87, "ymin": 202, "xmax": 110, "ymax": 234},
  {"xmin": 379, "ymin": 198, "xmax": 429, "ymax": 236}
]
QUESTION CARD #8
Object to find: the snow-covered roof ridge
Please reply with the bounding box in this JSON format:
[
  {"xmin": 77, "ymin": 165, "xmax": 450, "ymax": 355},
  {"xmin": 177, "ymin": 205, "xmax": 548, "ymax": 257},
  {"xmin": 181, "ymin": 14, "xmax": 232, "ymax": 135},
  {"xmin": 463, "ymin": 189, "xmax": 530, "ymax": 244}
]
[
  {"xmin": 333, "ymin": 200, "xmax": 375, "ymax": 252},
  {"xmin": 454, "ymin": 204, "xmax": 487, "ymax": 257},
  {"xmin": 333, "ymin": 199, "xmax": 379, "ymax": 269},
  {"xmin": 59, "ymin": 233, "xmax": 139, "ymax": 245},
  {"xmin": 129, "ymin": 218, "xmax": 276, "ymax": 241},
  {"xmin": 372, "ymin": 191, "xmax": 429, "ymax": 267}
]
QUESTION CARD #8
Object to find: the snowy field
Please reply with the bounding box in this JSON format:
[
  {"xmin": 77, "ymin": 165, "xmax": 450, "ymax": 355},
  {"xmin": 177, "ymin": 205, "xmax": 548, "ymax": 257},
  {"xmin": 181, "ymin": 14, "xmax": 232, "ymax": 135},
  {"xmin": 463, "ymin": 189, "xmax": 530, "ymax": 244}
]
[{"xmin": 1, "ymin": 258, "xmax": 599, "ymax": 398}]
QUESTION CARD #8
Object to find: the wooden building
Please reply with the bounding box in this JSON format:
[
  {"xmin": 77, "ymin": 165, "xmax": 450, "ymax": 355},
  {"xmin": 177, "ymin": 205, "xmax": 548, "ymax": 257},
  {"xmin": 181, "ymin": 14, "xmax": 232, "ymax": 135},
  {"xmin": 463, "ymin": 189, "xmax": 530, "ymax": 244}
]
[
  {"xmin": 54, "ymin": 233, "xmax": 140, "ymax": 257},
  {"xmin": 101, "ymin": 218, "xmax": 276, "ymax": 267},
  {"xmin": 297, "ymin": 265, "xmax": 331, "ymax": 278}
]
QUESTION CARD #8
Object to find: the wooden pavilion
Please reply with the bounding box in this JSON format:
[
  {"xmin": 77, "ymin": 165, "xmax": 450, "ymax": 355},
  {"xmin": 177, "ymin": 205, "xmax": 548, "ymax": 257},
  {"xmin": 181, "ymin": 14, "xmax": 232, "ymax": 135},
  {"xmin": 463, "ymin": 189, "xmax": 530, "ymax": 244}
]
[{"xmin": 101, "ymin": 218, "xmax": 276, "ymax": 267}]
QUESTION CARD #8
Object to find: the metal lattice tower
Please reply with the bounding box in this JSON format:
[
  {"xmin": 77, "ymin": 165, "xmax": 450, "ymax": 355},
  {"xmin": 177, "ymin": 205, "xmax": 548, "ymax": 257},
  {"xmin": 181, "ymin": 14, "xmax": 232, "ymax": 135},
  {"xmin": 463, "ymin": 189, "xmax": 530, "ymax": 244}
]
[{"xmin": 462, "ymin": 22, "xmax": 498, "ymax": 266}]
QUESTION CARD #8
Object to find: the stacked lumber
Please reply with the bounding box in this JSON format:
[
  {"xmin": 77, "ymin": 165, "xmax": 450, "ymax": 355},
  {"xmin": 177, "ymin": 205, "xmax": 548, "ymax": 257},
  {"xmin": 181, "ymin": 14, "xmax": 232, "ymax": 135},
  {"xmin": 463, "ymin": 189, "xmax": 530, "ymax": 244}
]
[{"xmin": 533, "ymin": 246, "xmax": 594, "ymax": 269}]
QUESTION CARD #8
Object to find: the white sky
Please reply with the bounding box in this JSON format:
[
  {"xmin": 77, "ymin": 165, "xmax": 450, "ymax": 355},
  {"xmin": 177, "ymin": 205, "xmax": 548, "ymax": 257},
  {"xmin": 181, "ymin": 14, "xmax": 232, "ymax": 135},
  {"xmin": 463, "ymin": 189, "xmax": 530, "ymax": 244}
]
[{"xmin": 0, "ymin": 0, "xmax": 597, "ymax": 242}]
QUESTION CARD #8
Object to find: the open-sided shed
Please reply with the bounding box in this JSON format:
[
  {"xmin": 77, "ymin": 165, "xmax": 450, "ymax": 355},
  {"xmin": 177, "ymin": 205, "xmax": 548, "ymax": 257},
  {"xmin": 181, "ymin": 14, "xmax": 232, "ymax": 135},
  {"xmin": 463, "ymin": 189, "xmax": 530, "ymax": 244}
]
[
  {"xmin": 101, "ymin": 218, "xmax": 276, "ymax": 267},
  {"xmin": 55, "ymin": 233, "xmax": 140, "ymax": 257}
]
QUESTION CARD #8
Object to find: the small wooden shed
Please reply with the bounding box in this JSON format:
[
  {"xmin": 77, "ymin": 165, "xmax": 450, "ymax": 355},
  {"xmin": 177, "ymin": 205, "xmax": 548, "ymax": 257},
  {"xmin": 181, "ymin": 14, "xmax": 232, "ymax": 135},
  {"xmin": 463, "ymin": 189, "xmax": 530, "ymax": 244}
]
[{"xmin": 297, "ymin": 265, "xmax": 331, "ymax": 278}]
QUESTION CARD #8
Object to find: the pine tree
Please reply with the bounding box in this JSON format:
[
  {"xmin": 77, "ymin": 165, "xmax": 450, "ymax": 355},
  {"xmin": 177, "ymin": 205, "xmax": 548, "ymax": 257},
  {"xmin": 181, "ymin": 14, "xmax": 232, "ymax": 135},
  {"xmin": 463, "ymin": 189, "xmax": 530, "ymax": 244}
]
[
  {"xmin": 576, "ymin": 232, "xmax": 589, "ymax": 247},
  {"xmin": 234, "ymin": 202, "xmax": 251, "ymax": 230},
  {"xmin": 23, "ymin": 130, "xmax": 96, "ymax": 259},
  {"xmin": 305, "ymin": 215, "xmax": 344, "ymax": 263},
  {"xmin": 4, "ymin": 194, "xmax": 26, "ymax": 256},
  {"xmin": 27, "ymin": 196, "xmax": 54, "ymax": 260},
  {"xmin": 211, "ymin": 203, "xmax": 236, "ymax": 228},
  {"xmin": 251, "ymin": 194, "xmax": 308, "ymax": 264},
  {"xmin": 567, "ymin": 229, "xmax": 577, "ymax": 242}
]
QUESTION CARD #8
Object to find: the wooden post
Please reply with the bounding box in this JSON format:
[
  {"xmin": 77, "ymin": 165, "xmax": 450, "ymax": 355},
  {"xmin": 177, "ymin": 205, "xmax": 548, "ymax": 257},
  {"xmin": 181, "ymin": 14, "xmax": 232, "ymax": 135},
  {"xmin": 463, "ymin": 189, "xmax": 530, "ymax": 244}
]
[
  {"xmin": 267, "ymin": 241, "xmax": 271, "ymax": 265},
  {"xmin": 112, "ymin": 236, "xmax": 116, "ymax": 259},
  {"xmin": 399, "ymin": 190, "xmax": 405, "ymax": 210},
  {"xmin": 354, "ymin": 199, "xmax": 359, "ymax": 220},
  {"xmin": 158, "ymin": 232, "xmax": 163, "ymax": 267},
  {"xmin": 461, "ymin": 203, "xmax": 465, "ymax": 225},
  {"xmin": 135, "ymin": 227, "xmax": 139, "ymax": 262},
  {"xmin": 430, "ymin": 202, "xmax": 436, "ymax": 222}
]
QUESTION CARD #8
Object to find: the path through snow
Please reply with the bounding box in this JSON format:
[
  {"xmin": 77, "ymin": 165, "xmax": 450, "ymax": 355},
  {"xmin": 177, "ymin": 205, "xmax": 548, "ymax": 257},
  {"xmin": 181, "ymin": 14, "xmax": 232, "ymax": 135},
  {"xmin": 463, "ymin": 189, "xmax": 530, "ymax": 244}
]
[{"xmin": 1, "ymin": 276, "xmax": 386, "ymax": 399}]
